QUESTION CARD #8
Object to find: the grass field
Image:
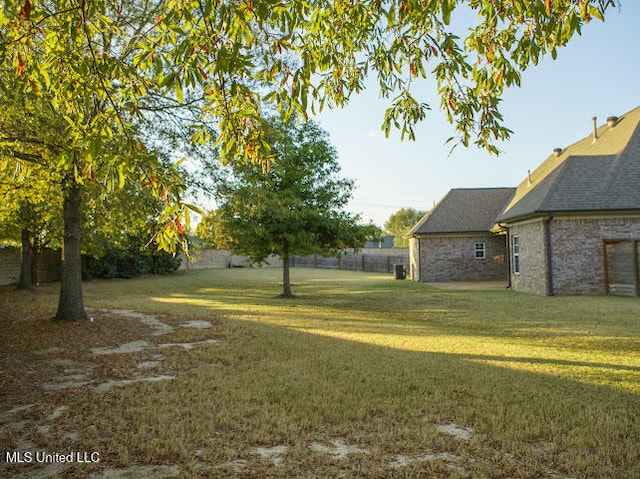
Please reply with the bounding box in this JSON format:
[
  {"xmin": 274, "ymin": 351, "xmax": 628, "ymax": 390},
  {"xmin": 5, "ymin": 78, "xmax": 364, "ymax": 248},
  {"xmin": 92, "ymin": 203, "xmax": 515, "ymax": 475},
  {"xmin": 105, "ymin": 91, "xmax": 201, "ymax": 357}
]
[{"xmin": 1, "ymin": 268, "xmax": 639, "ymax": 478}]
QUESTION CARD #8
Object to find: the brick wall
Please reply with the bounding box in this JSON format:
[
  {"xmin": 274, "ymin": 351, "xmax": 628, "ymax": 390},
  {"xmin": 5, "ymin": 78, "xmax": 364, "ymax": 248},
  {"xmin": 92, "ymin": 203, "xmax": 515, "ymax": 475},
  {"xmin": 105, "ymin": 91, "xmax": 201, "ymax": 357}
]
[
  {"xmin": 409, "ymin": 238, "xmax": 420, "ymax": 281},
  {"xmin": 0, "ymin": 247, "xmax": 21, "ymax": 286},
  {"xmin": 414, "ymin": 233, "xmax": 508, "ymax": 282},
  {"xmin": 38, "ymin": 249, "xmax": 62, "ymax": 283},
  {"xmin": 549, "ymin": 215, "xmax": 640, "ymax": 295},
  {"xmin": 509, "ymin": 214, "xmax": 640, "ymax": 296},
  {"xmin": 0, "ymin": 247, "xmax": 61, "ymax": 286},
  {"xmin": 509, "ymin": 219, "xmax": 549, "ymax": 295}
]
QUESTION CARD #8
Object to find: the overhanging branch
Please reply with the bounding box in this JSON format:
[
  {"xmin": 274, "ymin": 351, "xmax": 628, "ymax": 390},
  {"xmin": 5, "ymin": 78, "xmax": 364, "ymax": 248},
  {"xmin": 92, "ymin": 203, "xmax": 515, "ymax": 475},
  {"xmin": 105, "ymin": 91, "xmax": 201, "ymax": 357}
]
[{"xmin": 1, "ymin": 148, "xmax": 44, "ymax": 164}]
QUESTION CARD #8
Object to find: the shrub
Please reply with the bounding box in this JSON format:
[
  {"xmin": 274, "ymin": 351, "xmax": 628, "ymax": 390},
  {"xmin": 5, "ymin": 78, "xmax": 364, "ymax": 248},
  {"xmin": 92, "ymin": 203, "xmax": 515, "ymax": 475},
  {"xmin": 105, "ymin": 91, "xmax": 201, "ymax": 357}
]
[{"xmin": 82, "ymin": 248, "xmax": 181, "ymax": 279}]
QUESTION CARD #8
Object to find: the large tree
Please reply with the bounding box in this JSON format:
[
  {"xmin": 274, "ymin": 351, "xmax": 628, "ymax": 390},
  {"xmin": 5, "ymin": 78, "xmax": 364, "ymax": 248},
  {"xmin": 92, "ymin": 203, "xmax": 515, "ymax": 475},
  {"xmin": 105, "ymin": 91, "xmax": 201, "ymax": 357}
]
[
  {"xmin": 0, "ymin": 127, "xmax": 183, "ymax": 288},
  {"xmin": 0, "ymin": 88, "xmax": 189, "ymax": 319},
  {"xmin": 0, "ymin": 1, "xmax": 192, "ymax": 320},
  {"xmin": 384, "ymin": 207, "xmax": 427, "ymax": 248},
  {"xmin": 216, "ymin": 119, "xmax": 378, "ymax": 298}
]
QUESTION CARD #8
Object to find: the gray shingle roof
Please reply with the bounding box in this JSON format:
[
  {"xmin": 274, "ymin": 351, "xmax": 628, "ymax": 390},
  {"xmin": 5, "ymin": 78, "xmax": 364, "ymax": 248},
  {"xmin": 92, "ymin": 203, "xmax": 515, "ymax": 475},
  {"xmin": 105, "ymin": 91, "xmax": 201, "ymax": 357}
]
[
  {"xmin": 499, "ymin": 106, "xmax": 640, "ymax": 222},
  {"xmin": 364, "ymin": 235, "xmax": 395, "ymax": 248},
  {"xmin": 409, "ymin": 188, "xmax": 515, "ymax": 235}
]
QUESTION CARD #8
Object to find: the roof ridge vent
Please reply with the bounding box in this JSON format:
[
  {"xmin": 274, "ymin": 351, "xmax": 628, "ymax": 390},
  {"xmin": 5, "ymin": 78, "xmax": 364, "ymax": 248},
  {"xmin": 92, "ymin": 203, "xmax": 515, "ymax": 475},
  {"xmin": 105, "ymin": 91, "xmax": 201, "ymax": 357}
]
[
  {"xmin": 607, "ymin": 115, "xmax": 619, "ymax": 127},
  {"xmin": 553, "ymin": 147, "xmax": 563, "ymax": 157}
]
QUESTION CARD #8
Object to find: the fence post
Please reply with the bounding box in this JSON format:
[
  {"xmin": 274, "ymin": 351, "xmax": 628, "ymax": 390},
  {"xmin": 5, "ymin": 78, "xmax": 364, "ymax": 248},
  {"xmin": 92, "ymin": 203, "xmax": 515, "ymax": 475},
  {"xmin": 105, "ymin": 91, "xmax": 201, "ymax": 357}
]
[{"xmin": 634, "ymin": 240, "xmax": 640, "ymax": 297}]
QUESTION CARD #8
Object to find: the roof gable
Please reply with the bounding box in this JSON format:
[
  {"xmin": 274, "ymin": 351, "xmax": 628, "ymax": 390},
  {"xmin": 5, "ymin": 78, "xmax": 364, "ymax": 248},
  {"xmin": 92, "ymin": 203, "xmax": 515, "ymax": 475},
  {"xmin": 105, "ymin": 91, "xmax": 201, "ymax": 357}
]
[
  {"xmin": 409, "ymin": 188, "xmax": 515, "ymax": 235},
  {"xmin": 500, "ymin": 106, "xmax": 640, "ymax": 221}
]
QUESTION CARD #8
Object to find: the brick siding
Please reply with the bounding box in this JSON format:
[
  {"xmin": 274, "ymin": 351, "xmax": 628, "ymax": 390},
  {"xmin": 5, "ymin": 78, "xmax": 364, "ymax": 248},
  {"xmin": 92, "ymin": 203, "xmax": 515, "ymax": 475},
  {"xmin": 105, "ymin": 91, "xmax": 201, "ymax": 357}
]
[
  {"xmin": 413, "ymin": 234, "xmax": 508, "ymax": 282},
  {"xmin": 509, "ymin": 219, "xmax": 549, "ymax": 295},
  {"xmin": 550, "ymin": 215, "xmax": 640, "ymax": 295},
  {"xmin": 509, "ymin": 215, "xmax": 640, "ymax": 295},
  {"xmin": 409, "ymin": 238, "xmax": 420, "ymax": 281}
]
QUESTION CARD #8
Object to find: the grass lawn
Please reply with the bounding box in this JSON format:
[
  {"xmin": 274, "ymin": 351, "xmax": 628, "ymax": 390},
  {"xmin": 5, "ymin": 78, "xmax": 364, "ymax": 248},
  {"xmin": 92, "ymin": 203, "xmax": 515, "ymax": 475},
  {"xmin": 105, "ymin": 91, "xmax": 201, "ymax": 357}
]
[{"xmin": 1, "ymin": 268, "xmax": 639, "ymax": 478}]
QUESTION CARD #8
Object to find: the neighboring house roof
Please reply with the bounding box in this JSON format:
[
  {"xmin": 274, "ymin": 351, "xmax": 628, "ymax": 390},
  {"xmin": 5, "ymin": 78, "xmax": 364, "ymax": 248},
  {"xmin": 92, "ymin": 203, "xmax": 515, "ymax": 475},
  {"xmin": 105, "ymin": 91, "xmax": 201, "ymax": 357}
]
[
  {"xmin": 364, "ymin": 235, "xmax": 395, "ymax": 248},
  {"xmin": 408, "ymin": 188, "xmax": 516, "ymax": 235},
  {"xmin": 499, "ymin": 106, "xmax": 640, "ymax": 222}
]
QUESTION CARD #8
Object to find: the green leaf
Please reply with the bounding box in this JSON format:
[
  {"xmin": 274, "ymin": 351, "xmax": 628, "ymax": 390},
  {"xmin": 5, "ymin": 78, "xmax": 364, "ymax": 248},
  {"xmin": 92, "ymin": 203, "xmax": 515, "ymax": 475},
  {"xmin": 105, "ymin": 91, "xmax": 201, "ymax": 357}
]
[
  {"xmin": 589, "ymin": 5, "xmax": 605, "ymax": 22},
  {"xmin": 441, "ymin": 0, "xmax": 452, "ymax": 25},
  {"xmin": 117, "ymin": 165, "xmax": 126, "ymax": 189},
  {"xmin": 174, "ymin": 79, "xmax": 183, "ymax": 104}
]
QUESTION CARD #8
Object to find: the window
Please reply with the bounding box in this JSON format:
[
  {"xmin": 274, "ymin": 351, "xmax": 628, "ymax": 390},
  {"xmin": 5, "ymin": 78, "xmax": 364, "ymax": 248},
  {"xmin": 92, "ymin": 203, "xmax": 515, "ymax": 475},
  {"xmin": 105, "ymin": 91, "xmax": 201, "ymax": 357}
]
[
  {"xmin": 474, "ymin": 242, "xmax": 486, "ymax": 259},
  {"xmin": 512, "ymin": 235, "xmax": 520, "ymax": 274}
]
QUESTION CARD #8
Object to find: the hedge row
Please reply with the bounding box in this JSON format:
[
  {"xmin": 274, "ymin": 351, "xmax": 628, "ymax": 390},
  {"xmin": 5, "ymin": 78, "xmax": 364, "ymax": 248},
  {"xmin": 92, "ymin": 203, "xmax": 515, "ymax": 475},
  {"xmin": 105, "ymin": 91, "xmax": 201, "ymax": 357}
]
[{"xmin": 82, "ymin": 249, "xmax": 181, "ymax": 279}]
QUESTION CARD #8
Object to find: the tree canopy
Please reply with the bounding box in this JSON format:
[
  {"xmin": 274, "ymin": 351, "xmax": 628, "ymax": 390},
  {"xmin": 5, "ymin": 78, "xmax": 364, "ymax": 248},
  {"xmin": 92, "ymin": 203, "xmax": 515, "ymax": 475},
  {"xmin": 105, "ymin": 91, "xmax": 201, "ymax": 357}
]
[
  {"xmin": 384, "ymin": 207, "xmax": 427, "ymax": 247},
  {"xmin": 193, "ymin": 209, "xmax": 233, "ymax": 250},
  {"xmin": 216, "ymin": 118, "xmax": 378, "ymax": 297},
  {"xmin": 0, "ymin": 0, "xmax": 620, "ymax": 165}
]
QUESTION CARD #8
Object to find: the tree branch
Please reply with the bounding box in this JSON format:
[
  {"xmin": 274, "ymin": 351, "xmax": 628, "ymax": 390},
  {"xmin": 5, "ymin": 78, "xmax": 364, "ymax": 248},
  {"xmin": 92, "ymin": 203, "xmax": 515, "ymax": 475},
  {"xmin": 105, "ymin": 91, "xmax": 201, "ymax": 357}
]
[{"xmin": 1, "ymin": 148, "xmax": 44, "ymax": 164}]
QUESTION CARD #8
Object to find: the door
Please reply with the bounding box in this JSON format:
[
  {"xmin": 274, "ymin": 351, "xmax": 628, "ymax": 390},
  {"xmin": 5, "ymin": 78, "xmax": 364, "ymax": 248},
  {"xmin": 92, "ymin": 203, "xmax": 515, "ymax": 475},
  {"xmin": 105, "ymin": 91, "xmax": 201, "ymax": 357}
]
[{"xmin": 604, "ymin": 240, "xmax": 639, "ymax": 297}]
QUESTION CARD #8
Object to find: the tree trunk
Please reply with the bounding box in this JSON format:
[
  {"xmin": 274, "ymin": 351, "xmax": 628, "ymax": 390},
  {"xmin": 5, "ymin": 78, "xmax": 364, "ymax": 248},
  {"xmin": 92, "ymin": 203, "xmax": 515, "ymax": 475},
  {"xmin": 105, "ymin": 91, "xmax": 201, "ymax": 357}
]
[
  {"xmin": 19, "ymin": 228, "xmax": 32, "ymax": 290},
  {"xmin": 31, "ymin": 236, "xmax": 41, "ymax": 285},
  {"xmin": 55, "ymin": 182, "xmax": 87, "ymax": 320},
  {"xmin": 280, "ymin": 239, "xmax": 293, "ymax": 298}
]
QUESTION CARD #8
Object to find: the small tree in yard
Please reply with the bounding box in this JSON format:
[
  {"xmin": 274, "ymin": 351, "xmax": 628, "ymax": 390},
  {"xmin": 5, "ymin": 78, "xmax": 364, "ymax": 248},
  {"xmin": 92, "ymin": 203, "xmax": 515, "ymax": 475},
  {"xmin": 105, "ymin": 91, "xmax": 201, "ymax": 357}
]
[
  {"xmin": 217, "ymin": 119, "xmax": 378, "ymax": 298},
  {"xmin": 384, "ymin": 208, "xmax": 427, "ymax": 248}
]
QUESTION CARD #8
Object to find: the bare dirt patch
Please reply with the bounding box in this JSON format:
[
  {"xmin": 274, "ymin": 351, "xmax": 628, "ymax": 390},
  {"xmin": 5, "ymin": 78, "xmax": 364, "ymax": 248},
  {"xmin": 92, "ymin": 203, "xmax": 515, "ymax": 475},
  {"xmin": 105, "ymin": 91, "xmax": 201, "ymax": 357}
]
[
  {"xmin": 434, "ymin": 422, "xmax": 475, "ymax": 441},
  {"xmin": 0, "ymin": 307, "xmax": 220, "ymax": 479},
  {"xmin": 251, "ymin": 445, "xmax": 290, "ymax": 466},
  {"xmin": 308, "ymin": 438, "xmax": 368, "ymax": 459}
]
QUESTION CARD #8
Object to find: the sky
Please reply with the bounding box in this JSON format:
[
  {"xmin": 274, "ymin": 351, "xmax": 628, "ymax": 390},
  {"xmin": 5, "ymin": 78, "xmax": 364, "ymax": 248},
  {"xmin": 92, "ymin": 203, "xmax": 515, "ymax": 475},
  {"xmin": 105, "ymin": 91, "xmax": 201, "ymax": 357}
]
[{"xmin": 312, "ymin": 2, "xmax": 640, "ymax": 228}]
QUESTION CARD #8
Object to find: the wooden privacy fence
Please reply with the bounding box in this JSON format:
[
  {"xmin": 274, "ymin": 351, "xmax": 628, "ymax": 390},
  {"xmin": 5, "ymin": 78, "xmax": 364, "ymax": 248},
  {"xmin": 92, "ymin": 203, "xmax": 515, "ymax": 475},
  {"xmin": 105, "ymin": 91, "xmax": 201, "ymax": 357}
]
[
  {"xmin": 292, "ymin": 252, "xmax": 409, "ymax": 274},
  {"xmin": 604, "ymin": 239, "xmax": 640, "ymax": 297}
]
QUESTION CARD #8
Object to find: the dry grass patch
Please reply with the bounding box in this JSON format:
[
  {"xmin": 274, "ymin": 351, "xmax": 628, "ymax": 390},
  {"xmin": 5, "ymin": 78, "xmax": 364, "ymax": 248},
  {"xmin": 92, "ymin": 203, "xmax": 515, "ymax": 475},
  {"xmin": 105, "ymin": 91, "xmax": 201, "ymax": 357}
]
[{"xmin": 1, "ymin": 269, "xmax": 638, "ymax": 478}]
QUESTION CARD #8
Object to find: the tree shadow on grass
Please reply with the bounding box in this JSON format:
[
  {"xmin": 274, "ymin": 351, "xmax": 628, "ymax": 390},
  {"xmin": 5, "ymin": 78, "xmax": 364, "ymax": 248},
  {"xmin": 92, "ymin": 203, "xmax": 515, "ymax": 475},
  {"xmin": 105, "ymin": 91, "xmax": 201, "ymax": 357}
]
[{"xmin": 1, "ymin": 299, "xmax": 639, "ymax": 479}]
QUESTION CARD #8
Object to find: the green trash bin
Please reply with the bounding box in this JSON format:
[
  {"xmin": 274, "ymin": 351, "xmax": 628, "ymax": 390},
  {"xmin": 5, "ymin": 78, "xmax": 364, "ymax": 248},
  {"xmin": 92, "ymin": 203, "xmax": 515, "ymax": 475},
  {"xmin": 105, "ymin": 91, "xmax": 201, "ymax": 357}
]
[{"xmin": 393, "ymin": 264, "xmax": 406, "ymax": 280}]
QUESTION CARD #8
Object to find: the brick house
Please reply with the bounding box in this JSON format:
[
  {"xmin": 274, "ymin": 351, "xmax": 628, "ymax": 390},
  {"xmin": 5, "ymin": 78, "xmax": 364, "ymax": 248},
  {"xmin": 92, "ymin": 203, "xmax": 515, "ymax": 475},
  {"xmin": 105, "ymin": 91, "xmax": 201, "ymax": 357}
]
[
  {"xmin": 498, "ymin": 107, "xmax": 640, "ymax": 296},
  {"xmin": 409, "ymin": 106, "xmax": 640, "ymax": 296},
  {"xmin": 407, "ymin": 188, "xmax": 515, "ymax": 282}
]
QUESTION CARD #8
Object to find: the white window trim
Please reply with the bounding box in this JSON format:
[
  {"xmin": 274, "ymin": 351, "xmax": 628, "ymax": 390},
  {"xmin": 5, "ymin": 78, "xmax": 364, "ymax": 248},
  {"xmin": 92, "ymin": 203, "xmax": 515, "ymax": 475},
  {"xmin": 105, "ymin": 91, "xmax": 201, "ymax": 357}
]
[
  {"xmin": 474, "ymin": 242, "xmax": 486, "ymax": 260},
  {"xmin": 512, "ymin": 235, "xmax": 520, "ymax": 274}
]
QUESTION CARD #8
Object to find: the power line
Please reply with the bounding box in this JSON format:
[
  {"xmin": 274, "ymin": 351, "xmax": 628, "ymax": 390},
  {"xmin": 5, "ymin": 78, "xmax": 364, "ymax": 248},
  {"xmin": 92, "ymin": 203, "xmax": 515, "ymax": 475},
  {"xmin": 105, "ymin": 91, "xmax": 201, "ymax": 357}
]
[{"xmin": 349, "ymin": 201, "xmax": 428, "ymax": 209}]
